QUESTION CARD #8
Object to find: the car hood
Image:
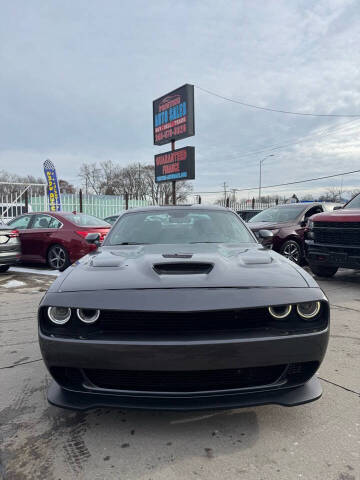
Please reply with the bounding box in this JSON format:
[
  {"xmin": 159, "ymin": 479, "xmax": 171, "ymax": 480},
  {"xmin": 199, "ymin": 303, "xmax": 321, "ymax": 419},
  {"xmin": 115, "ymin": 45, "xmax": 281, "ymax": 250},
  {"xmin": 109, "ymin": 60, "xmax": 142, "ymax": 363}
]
[
  {"xmin": 248, "ymin": 222, "xmax": 292, "ymax": 232},
  {"xmin": 51, "ymin": 243, "xmax": 314, "ymax": 292},
  {"xmin": 311, "ymin": 208, "xmax": 360, "ymax": 222}
]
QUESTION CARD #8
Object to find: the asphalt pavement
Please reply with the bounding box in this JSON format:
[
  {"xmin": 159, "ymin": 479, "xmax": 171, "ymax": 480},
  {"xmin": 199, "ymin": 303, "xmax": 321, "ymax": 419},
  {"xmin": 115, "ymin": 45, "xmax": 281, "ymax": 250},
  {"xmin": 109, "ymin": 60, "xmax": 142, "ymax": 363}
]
[{"xmin": 0, "ymin": 268, "xmax": 359, "ymax": 480}]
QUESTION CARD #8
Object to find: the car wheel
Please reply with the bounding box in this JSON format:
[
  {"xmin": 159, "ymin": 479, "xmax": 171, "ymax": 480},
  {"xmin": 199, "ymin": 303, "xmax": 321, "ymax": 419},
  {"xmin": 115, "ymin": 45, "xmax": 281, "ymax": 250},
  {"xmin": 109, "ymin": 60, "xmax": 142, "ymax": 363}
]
[
  {"xmin": 309, "ymin": 264, "xmax": 338, "ymax": 278},
  {"xmin": 0, "ymin": 265, "xmax": 10, "ymax": 273},
  {"xmin": 47, "ymin": 245, "xmax": 70, "ymax": 271},
  {"xmin": 280, "ymin": 240, "xmax": 303, "ymax": 264}
]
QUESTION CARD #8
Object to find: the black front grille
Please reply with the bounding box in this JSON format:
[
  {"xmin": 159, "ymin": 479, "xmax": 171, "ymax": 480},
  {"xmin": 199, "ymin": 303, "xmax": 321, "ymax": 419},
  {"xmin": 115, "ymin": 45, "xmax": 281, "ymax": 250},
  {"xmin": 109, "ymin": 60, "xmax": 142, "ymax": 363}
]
[
  {"xmin": 40, "ymin": 305, "xmax": 328, "ymax": 338},
  {"xmin": 100, "ymin": 308, "xmax": 269, "ymax": 334},
  {"xmin": 50, "ymin": 362, "xmax": 319, "ymax": 392},
  {"xmin": 314, "ymin": 223, "xmax": 360, "ymax": 246},
  {"xmin": 286, "ymin": 361, "xmax": 318, "ymax": 384},
  {"xmin": 314, "ymin": 221, "xmax": 360, "ymax": 228},
  {"xmin": 84, "ymin": 365, "xmax": 286, "ymax": 392}
]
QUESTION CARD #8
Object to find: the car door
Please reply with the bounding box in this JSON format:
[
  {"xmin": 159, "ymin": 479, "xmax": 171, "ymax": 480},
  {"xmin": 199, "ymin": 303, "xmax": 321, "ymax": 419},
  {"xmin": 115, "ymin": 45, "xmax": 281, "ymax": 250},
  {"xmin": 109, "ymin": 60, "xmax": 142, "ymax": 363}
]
[
  {"xmin": 7, "ymin": 215, "xmax": 34, "ymax": 261},
  {"xmin": 26, "ymin": 214, "xmax": 63, "ymax": 263}
]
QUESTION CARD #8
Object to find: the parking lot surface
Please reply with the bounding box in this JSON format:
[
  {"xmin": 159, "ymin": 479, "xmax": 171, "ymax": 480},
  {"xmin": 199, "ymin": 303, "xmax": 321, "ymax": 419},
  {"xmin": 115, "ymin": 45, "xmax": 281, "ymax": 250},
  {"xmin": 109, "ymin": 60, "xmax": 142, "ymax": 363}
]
[{"xmin": 0, "ymin": 268, "xmax": 359, "ymax": 480}]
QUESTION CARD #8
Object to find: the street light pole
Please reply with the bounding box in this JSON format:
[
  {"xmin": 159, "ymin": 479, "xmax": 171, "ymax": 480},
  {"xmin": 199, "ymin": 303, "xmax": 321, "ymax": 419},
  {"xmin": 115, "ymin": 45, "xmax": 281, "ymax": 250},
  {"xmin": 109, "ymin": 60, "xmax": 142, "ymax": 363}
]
[{"xmin": 259, "ymin": 154, "xmax": 274, "ymax": 202}]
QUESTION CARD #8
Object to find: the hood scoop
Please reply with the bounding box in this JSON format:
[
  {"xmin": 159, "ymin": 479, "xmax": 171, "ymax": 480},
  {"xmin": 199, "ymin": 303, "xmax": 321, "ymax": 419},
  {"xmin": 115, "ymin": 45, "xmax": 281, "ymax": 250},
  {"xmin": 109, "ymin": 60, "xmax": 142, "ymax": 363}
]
[
  {"xmin": 153, "ymin": 262, "xmax": 213, "ymax": 275},
  {"xmin": 162, "ymin": 253, "xmax": 193, "ymax": 259}
]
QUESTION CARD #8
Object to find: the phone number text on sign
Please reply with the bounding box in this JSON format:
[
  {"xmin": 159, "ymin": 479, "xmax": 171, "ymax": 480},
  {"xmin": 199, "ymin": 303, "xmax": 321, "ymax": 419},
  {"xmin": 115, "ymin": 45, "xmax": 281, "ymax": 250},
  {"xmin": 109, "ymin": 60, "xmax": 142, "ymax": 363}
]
[{"xmin": 155, "ymin": 123, "xmax": 187, "ymax": 143}]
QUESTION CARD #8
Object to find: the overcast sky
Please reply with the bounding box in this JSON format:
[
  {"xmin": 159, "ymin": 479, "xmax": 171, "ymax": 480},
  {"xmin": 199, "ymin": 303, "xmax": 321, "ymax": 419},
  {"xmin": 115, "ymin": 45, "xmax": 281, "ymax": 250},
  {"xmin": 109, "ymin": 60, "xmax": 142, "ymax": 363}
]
[{"xmin": 1, "ymin": 0, "xmax": 360, "ymax": 198}]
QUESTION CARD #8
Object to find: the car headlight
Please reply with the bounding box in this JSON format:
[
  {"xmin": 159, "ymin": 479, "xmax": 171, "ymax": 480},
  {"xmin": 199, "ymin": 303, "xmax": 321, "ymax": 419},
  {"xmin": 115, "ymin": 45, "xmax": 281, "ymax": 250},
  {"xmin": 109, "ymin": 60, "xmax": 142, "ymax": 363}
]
[
  {"xmin": 48, "ymin": 306, "xmax": 71, "ymax": 325},
  {"xmin": 268, "ymin": 304, "xmax": 292, "ymax": 319},
  {"xmin": 297, "ymin": 301, "xmax": 321, "ymax": 319},
  {"xmin": 77, "ymin": 308, "xmax": 100, "ymax": 324},
  {"xmin": 307, "ymin": 220, "xmax": 314, "ymax": 230}
]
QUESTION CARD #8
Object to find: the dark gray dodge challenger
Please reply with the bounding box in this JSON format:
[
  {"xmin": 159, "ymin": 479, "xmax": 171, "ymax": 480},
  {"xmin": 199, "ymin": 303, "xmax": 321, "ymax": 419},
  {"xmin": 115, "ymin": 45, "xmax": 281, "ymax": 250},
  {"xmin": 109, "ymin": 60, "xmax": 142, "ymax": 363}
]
[{"xmin": 39, "ymin": 205, "xmax": 329, "ymax": 410}]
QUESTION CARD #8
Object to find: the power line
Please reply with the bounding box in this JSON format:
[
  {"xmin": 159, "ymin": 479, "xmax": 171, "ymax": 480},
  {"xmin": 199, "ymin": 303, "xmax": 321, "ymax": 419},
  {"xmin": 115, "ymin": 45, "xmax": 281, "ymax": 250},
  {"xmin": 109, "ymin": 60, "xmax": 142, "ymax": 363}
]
[
  {"xmin": 221, "ymin": 118, "xmax": 360, "ymax": 160},
  {"xmin": 194, "ymin": 168, "xmax": 360, "ymax": 194},
  {"xmin": 197, "ymin": 118, "xmax": 360, "ymax": 172},
  {"xmin": 196, "ymin": 86, "xmax": 360, "ymax": 118}
]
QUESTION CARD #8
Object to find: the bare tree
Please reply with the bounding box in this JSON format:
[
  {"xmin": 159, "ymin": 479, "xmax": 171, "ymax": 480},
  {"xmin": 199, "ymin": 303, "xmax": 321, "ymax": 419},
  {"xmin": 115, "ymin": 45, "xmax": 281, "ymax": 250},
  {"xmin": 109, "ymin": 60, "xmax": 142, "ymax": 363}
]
[
  {"xmin": 59, "ymin": 179, "xmax": 76, "ymax": 194},
  {"xmin": 78, "ymin": 161, "xmax": 193, "ymax": 203},
  {"xmin": 78, "ymin": 163, "xmax": 103, "ymax": 194},
  {"xmin": 0, "ymin": 170, "xmax": 45, "ymax": 195},
  {"xmin": 318, "ymin": 187, "xmax": 343, "ymax": 202}
]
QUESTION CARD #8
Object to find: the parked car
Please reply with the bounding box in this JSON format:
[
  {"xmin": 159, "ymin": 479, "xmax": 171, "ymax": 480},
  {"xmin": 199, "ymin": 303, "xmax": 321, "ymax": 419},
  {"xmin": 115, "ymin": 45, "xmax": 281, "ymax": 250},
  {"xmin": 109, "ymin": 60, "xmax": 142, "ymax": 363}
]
[
  {"xmin": 104, "ymin": 214, "xmax": 119, "ymax": 225},
  {"xmin": 306, "ymin": 193, "xmax": 360, "ymax": 277},
  {"xmin": 39, "ymin": 205, "xmax": 329, "ymax": 410},
  {"xmin": 236, "ymin": 209, "xmax": 262, "ymax": 222},
  {"xmin": 7, "ymin": 212, "xmax": 111, "ymax": 270},
  {"xmin": 0, "ymin": 224, "xmax": 21, "ymax": 272},
  {"xmin": 248, "ymin": 202, "xmax": 340, "ymax": 264}
]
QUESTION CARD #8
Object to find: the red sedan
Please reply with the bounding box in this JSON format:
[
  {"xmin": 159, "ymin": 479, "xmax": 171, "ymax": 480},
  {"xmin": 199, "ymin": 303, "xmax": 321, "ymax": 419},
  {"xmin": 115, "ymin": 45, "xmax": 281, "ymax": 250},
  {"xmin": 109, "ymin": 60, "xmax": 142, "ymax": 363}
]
[{"xmin": 8, "ymin": 212, "xmax": 111, "ymax": 270}]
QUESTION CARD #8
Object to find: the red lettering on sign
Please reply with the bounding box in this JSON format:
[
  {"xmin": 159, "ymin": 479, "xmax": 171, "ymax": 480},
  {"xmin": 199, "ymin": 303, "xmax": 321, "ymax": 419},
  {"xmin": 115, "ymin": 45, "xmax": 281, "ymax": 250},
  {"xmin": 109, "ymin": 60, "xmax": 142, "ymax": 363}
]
[
  {"xmin": 155, "ymin": 149, "xmax": 188, "ymax": 166},
  {"xmin": 163, "ymin": 162, "xmax": 180, "ymax": 174},
  {"xmin": 158, "ymin": 95, "xmax": 181, "ymax": 112}
]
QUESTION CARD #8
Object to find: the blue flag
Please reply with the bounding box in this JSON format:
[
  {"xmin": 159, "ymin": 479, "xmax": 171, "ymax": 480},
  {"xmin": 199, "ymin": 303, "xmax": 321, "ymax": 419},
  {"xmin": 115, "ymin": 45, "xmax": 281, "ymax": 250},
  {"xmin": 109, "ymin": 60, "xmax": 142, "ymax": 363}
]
[{"xmin": 43, "ymin": 159, "xmax": 61, "ymax": 212}]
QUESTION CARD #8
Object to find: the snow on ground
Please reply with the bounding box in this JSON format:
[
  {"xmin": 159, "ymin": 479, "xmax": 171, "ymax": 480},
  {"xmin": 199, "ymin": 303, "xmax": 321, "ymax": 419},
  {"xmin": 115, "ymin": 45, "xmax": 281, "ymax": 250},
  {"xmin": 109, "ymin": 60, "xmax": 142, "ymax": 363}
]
[
  {"xmin": 10, "ymin": 266, "xmax": 59, "ymax": 276},
  {"xmin": 2, "ymin": 279, "xmax": 26, "ymax": 288}
]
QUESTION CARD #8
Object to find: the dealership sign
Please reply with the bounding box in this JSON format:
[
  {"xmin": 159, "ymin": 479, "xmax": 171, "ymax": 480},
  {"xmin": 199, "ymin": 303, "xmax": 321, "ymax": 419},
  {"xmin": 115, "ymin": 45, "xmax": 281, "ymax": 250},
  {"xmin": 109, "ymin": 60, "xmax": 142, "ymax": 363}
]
[
  {"xmin": 153, "ymin": 84, "xmax": 195, "ymax": 146},
  {"xmin": 154, "ymin": 146, "xmax": 195, "ymax": 183},
  {"xmin": 43, "ymin": 159, "xmax": 61, "ymax": 212}
]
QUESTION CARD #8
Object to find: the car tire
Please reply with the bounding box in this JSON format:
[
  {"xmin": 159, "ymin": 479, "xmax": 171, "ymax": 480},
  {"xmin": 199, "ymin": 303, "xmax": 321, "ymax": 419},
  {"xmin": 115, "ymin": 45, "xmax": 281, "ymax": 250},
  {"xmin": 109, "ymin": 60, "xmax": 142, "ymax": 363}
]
[
  {"xmin": 308, "ymin": 264, "xmax": 338, "ymax": 278},
  {"xmin": 280, "ymin": 240, "xmax": 303, "ymax": 265},
  {"xmin": 47, "ymin": 244, "xmax": 70, "ymax": 271},
  {"xmin": 0, "ymin": 265, "xmax": 10, "ymax": 273}
]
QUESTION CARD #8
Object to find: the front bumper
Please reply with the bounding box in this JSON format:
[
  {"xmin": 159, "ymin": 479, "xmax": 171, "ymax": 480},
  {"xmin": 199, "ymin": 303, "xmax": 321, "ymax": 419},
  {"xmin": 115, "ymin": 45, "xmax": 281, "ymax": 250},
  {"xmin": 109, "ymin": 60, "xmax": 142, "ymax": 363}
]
[
  {"xmin": 47, "ymin": 376, "xmax": 322, "ymax": 411},
  {"xmin": 305, "ymin": 240, "xmax": 360, "ymax": 269},
  {"xmin": 0, "ymin": 250, "xmax": 21, "ymax": 265},
  {"xmin": 39, "ymin": 328, "xmax": 328, "ymax": 410}
]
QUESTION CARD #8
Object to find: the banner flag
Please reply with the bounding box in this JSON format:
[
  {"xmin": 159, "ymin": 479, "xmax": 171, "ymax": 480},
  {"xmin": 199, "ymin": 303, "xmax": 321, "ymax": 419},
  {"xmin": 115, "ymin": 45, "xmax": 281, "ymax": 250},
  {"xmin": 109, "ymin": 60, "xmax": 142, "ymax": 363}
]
[{"xmin": 43, "ymin": 159, "xmax": 61, "ymax": 211}]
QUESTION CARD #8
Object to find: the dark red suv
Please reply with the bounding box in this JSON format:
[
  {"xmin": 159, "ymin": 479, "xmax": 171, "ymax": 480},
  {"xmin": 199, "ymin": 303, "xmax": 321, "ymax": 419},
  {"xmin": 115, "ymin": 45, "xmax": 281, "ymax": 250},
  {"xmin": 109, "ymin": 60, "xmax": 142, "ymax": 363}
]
[
  {"xmin": 248, "ymin": 202, "xmax": 339, "ymax": 264},
  {"xmin": 8, "ymin": 212, "xmax": 111, "ymax": 270}
]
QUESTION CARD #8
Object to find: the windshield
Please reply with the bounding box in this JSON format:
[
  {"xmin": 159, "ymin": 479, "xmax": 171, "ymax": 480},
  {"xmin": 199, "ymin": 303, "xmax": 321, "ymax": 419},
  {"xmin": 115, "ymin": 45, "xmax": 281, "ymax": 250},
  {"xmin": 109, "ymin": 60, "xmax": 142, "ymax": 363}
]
[
  {"xmin": 105, "ymin": 209, "xmax": 255, "ymax": 245},
  {"xmin": 248, "ymin": 205, "xmax": 306, "ymax": 223},
  {"xmin": 345, "ymin": 194, "xmax": 360, "ymax": 209},
  {"xmin": 66, "ymin": 213, "xmax": 110, "ymax": 227}
]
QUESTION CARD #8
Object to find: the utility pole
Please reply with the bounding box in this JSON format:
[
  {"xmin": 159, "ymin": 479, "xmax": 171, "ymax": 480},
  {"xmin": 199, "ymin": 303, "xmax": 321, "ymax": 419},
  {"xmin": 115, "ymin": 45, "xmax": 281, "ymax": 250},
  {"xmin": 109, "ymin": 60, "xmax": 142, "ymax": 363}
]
[
  {"xmin": 171, "ymin": 140, "xmax": 176, "ymax": 205},
  {"xmin": 138, "ymin": 162, "xmax": 141, "ymax": 200},
  {"xmin": 231, "ymin": 188, "xmax": 236, "ymax": 203},
  {"xmin": 259, "ymin": 154, "xmax": 275, "ymax": 202},
  {"xmin": 223, "ymin": 182, "xmax": 228, "ymax": 204}
]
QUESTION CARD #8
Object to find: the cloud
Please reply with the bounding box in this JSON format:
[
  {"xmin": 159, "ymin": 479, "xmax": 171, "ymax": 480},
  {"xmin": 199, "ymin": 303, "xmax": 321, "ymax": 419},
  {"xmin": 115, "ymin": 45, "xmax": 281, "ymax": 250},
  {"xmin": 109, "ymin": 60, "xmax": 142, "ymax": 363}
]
[{"xmin": 0, "ymin": 0, "xmax": 360, "ymax": 197}]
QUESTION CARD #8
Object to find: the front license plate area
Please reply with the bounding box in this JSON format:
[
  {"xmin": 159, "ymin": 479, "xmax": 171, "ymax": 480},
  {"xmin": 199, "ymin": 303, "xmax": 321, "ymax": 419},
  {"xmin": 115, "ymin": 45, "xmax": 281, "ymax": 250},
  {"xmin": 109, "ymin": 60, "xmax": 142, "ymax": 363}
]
[{"xmin": 330, "ymin": 252, "xmax": 347, "ymax": 263}]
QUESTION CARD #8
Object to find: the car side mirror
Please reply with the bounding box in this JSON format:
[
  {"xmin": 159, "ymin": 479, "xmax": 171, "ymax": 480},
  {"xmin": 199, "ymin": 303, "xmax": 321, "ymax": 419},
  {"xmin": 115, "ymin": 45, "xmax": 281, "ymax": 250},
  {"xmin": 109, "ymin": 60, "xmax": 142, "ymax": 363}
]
[
  {"xmin": 258, "ymin": 229, "xmax": 273, "ymax": 248},
  {"xmin": 86, "ymin": 232, "xmax": 101, "ymax": 247},
  {"xmin": 333, "ymin": 205, "xmax": 343, "ymax": 210}
]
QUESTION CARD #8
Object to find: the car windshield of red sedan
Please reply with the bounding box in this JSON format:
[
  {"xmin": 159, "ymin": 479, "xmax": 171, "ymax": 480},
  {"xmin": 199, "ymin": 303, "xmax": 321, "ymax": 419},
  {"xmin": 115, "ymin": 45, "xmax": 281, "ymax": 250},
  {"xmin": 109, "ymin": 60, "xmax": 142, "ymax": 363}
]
[
  {"xmin": 66, "ymin": 213, "xmax": 110, "ymax": 227},
  {"xmin": 248, "ymin": 205, "xmax": 305, "ymax": 223},
  {"xmin": 105, "ymin": 210, "xmax": 255, "ymax": 245},
  {"xmin": 345, "ymin": 194, "xmax": 360, "ymax": 209}
]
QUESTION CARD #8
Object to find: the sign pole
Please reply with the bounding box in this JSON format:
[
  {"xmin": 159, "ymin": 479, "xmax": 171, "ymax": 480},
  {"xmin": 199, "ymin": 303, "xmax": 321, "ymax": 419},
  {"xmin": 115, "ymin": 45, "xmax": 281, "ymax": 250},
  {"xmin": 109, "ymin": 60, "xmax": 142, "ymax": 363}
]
[{"xmin": 171, "ymin": 140, "xmax": 176, "ymax": 205}]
